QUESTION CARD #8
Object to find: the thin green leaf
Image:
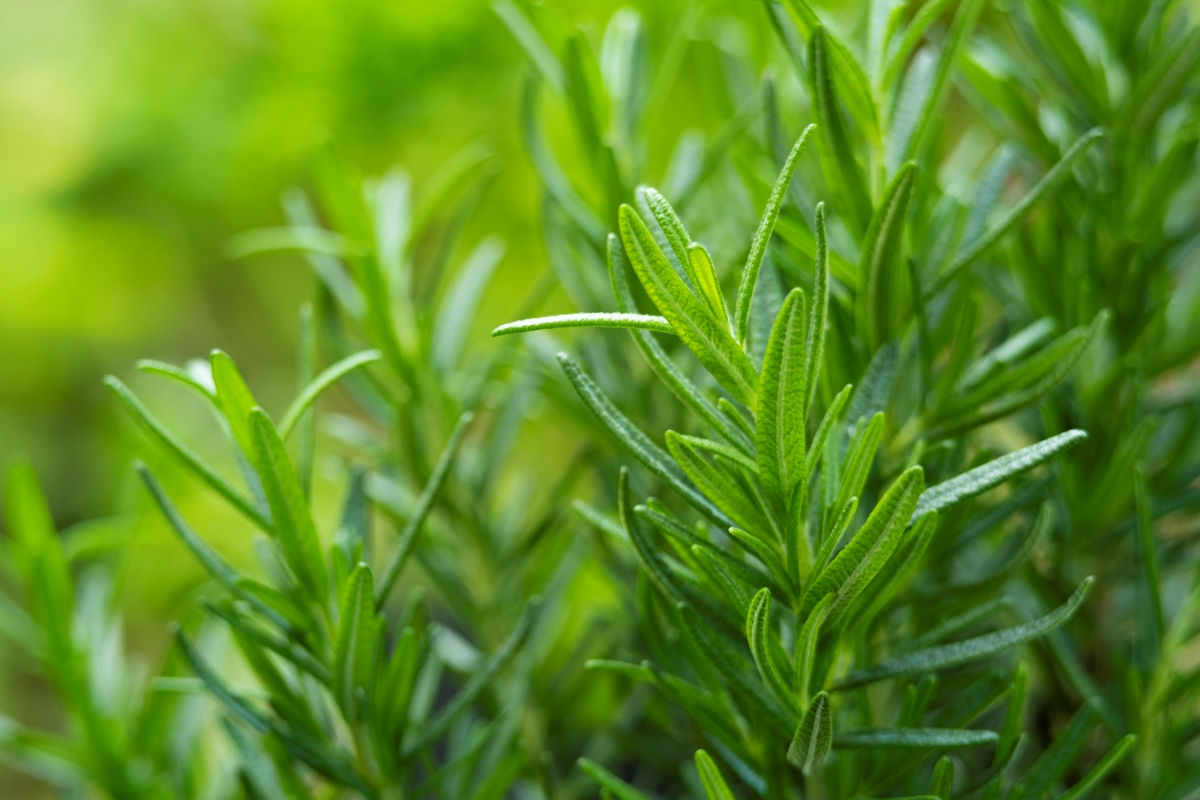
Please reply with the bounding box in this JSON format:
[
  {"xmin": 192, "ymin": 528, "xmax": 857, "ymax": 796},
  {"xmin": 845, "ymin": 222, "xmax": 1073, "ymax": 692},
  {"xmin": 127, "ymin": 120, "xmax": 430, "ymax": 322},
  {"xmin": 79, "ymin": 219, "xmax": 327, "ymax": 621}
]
[
  {"xmin": 859, "ymin": 163, "xmax": 917, "ymax": 352},
  {"xmin": 805, "ymin": 384, "xmax": 852, "ymax": 480},
  {"xmin": 226, "ymin": 226, "xmax": 352, "ymax": 260},
  {"xmin": 833, "ymin": 412, "xmax": 886, "ymax": 521},
  {"xmin": 695, "ymin": 750, "xmax": 736, "ymax": 800},
  {"xmin": 898, "ymin": 0, "xmax": 985, "ymax": 166},
  {"xmin": 933, "ymin": 128, "xmax": 1104, "ymax": 295},
  {"xmin": 333, "ymin": 564, "xmax": 380, "ymax": 721},
  {"xmin": 788, "ymin": 691, "xmax": 833, "ymax": 773},
  {"xmin": 797, "ymin": 465, "xmax": 924, "ymax": 626},
  {"xmin": 250, "ymin": 409, "xmax": 330, "ymax": 603},
  {"xmin": 493, "ymin": 313, "xmax": 674, "ymax": 337},
  {"xmin": 136, "ymin": 359, "xmax": 215, "ymax": 399},
  {"xmin": 834, "ymin": 728, "xmax": 997, "ymax": 748},
  {"xmin": 137, "ymin": 465, "xmax": 290, "ymax": 631},
  {"xmin": 688, "ymin": 244, "xmax": 731, "ymax": 331},
  {"xmin": 620, "ymin": 205, "xmax": 760, "ymax": 406},
  {"xmin": 1056, "ymin": 734, "xmax": 1136, "ymax": 800},
  {"xmin": 912, "ymin": 430, "xmax": 1087, "ymax": 520},
  {"xmin": 492, "ymin": 0, "xmax": 564, "ymax": 93},
  {"xmin": 278, "ymin": 350, "xmax": 381, "ymax": 440},
  {"xmin": 1008, "ymin": 700, "xmax": 1100, "ymax": 800},
  {"xmin": 805, "ymin": 202, "xmax": 829, "ymax": 411},
  {"xmin": 746, "ymin": 589, "xmax": 800, "ymax": 716},
  {"xmin": 607, "ymin": 234, "xmax": 753, "ymax": 454},
  {"xmin": 808, "ymin": 26, "xmax": 873, "ymax": 236},
  {"xmin": 733, "ymin": 125, "xmax": 815, "ymax": 344},
  {"xmin": 558, "ymin": 353, "xmax": 729, "ymax": 527},
  {"xmin": 795, "ymin": 593, "xmax": 834, "ymax": 704},
  {"xmin": 105, "ymin": 376, "xmax": 270, "ymax": 531},
  {"xmin": 667, "ymin": 432, "xmax": 774, "ymax": 538},
  {"xmin": 835, "ymin": 577, "xmax": 1094, "ymax": 689},
  {"xmin": 671, "ymin": 434, "xmax": 758, "ymax": 474},
  {"xmin": 432, "ymin": 236, "xmax": 506, "ymax": 371},
  {"xmin": 579, "ymin": 759, "xmax": 656, "ymax": 800},
  {"xmin": 377, "ymin": 412, "xmax": 473, "ymax": 605},
  {"xmin": 403, "ymin": 598, "xmax": 540, "ymax": 756},
  {"xmin": 880, "ymin": 0, "xmax": 957, "ymax": 91},
  {"xmin": 757, "ymin": 288, "xmax": 810, "ymax": 513}
]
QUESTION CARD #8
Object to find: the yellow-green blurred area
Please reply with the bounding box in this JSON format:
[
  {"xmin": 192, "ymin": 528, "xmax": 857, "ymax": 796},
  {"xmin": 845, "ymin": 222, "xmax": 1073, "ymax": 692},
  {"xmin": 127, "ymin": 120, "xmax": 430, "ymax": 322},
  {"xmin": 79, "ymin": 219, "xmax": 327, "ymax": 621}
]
[
  {"xmin": 0, "ymin": 0, "xmax": 778, "ymax": 793},
  {"xmin": 0, "ymin": 0, "xmax": 775, "ymax": 515}
]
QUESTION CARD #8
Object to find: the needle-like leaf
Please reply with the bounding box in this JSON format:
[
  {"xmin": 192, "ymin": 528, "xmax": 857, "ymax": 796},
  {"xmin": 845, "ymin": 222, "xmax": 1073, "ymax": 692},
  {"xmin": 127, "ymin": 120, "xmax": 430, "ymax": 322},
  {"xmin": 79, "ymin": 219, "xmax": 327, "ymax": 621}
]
[
  {"xmin": 620, "ymin": 205, "xmax": 760, "ymax": 406},
  {"xmin": 858, "ymin": 163, "xmax": 917, "ymax": 352},
  {"xmin": 757, "ymin": 288, "xmax": 809, "ymax": 513},
  {"xmin": 835, "ymin": 577, "xmax": 1094, "ymax": 689},
  {"xmin": 933, "ymin": 128, "xmax": 1104, "ymax": 294},
  {"xmin": 493, "ymin": 312, "xmax": 675, "ymax": 337},
  {"xmin": 278, "ymin": 350, "xmax": 382, "ymax": 440},
  {"xmin": 912, "ymin": 430, "xmax": 1087, "ymax": 520},
  {"xmin": 833, "ymin": 728, "xmax": 998, "ymax": 748},
  {"xmin": 733, "ymin": 125, "xmax": 815, "ymax": 344},
  {"xmin": 788, "ymin": 691, "xmax": 833, "ymax": 774}
]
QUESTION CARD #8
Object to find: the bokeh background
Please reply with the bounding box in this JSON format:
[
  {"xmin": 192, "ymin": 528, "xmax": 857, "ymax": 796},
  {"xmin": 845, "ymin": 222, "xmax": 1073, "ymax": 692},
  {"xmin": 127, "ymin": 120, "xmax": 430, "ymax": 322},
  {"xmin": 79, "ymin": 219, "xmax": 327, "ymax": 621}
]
[{"xmin": 0, "ymin": 0, "xmax": 776, "ymax": 794}]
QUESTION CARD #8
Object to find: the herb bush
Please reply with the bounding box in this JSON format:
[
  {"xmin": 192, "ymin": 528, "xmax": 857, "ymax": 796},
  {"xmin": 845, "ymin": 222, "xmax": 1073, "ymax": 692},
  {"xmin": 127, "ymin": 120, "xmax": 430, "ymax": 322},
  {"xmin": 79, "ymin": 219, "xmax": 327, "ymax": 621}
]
[{"xmin": 1, "ymin": 1, "xmax": 1199, "ymax": 799}]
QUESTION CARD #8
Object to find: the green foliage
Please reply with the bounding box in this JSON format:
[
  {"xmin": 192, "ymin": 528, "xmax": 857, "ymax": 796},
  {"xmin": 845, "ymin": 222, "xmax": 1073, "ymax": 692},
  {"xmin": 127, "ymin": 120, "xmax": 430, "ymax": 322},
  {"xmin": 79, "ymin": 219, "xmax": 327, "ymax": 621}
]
[{"xmin": 3, "ymin": 1, "xmax": 1200, "ymax": 799}]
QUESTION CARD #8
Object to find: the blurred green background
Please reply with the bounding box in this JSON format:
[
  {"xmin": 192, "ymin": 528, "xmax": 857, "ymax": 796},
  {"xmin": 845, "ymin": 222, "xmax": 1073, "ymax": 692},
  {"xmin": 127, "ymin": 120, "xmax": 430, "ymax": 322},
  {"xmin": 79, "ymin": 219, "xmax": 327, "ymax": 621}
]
[{"xmin": 0, "ymin": 1, "xmax": 769, "ymax": 794}]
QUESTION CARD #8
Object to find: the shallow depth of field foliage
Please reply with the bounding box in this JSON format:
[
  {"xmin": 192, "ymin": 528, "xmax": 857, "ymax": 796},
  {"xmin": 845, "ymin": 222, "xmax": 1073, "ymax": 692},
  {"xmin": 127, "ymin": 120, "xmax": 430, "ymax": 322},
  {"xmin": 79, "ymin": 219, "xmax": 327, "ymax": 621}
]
[{"xmin": 2, "ymin": 0, "xmax": 1200, "ymax": 799}]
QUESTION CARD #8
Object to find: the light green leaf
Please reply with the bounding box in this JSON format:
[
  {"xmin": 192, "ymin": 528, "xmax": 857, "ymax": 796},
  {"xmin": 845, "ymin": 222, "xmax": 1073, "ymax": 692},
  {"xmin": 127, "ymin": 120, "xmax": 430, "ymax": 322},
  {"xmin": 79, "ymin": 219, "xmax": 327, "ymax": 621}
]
[
  {"xmin": 667, "ymin": 432, "xmax": 774, "ymax": 538},
  {"xmin": 607, "ymin": 234, "xmax": 753, "ymax": 454},
  {"xmin": 757, "ymin": 288, "xmax": 810, "ymax": 513},
  {"xmin": 880, "ymin": 0, "xmax": 957, "ymax": 90},
  {"xmin": 493, "ymin": 313, "xmax": 674, "ymax": 337},
  {"xmin": 788, "ymin": 691, "xmax": 833, "ymax": 774},
  {"xmin": 779, "ymin": 1, "xmax": 881, "ymax": 148},
  {"xmin": 620, "ymin": 205, "xmax": 759, "ymax": 406},
  {"xmin": 688, "ymin": 244, "xmax": 731, "ymax": 331},
  {"xmin": 557, "ymin": 353, "xmax": 728, "ymax": 526},
  {"xmin": 912, "ymin": 430, "xmax": 1087, "ymax": 520},
  {"xmin": 733, "ymin": 125, "xmax": 815, "ymax": 344},
  {"xmin": 671, "ymin": 434, "xmax": 758, "ymax": 474},
  {"xmin": 211, "ymin": 350, "xmax": 264, "ymax": 464},
  {"xmin": 250, "ymin": 409, "xmax": 330, "ymax": 603},
  {"xmin": 858, "ymin": 163, "xmax": 917, "ymax": 352},
  {"xmin": 834, "ymin": 728, "xmax": 997, "ymax": 748},
  {"xmin": 226, "ymin": 226, "xmax": 353, "ymax": 260},
  {"xmin": 278, "ymin": 350, "xmax": 381, "ymax": 440},
  {"xmin": 432, "ymin": 236, "xmax": 506, "ymax": 371},
  {"xmin": 746, "ymin": 589, "xmax": 800, "ymax": 716},
  {"xmin": 835, "ymin": 577, "xmax": 1094, "ymax": 690},
  {"xmin": 221, "ymin": 717, "xmax": 291, "ymax": 800},
  {"xmin": 695, "ymin": 750, "xmax": 736, "ymax": 800},
  {"xmin": 795, "ymin": 593, "xmax": 834, "ymax": 704},
  {"xmin": 5, "ymin": 462, "xmax": 72, "ymax": 659},
  {"xmin": 105, "ymin": 377, "xmax": 270, "ymax": 531},
  {"xmin": 333, "ymin": 564, "xmax": 380, "ymax": 721},
  {"xmin": 492, "ymin": 0, "xmax": 564, "ymax": 93},
  {"xmin": 578, "ymin": 759, "xmax": 656, "ymax": 800},
  {"xmin": 897, "ymin": 0, "xmax": 985, "ymax": 167},
  {"xmin": 808, "ymin": 26, "xmax": 873, "ymax": 236},
  {"xmin": 136, "ymin": 359, "xmax": 215, "ymax": 399},
  {"xmin": 377, "ymin": 412, "xmax": 473, "ymax": 605},
  {"xmin": 797, "ymin": 465, "xmax": 925, "ymax": 626}
]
